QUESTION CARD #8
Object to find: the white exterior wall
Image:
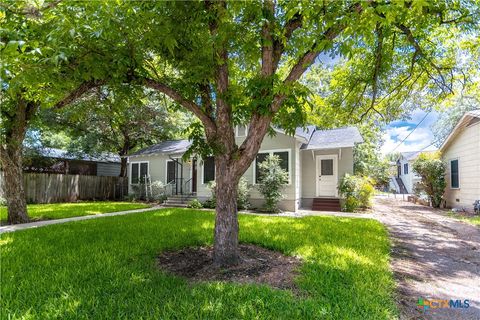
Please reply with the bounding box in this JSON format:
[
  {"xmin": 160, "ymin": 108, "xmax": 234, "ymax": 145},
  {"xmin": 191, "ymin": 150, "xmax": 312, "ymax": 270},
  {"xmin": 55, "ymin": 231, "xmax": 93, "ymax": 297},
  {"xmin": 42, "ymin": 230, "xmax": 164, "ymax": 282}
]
[
  {"xmin": 398, "ymin": 158, "xmax": 421, "ymax": 194},
  {"xmin": 300, "ymin": 147, "xmax": 354, "ymax": 208},
  {"xmin": 442, "ymin": 121, "xmax": 480, "ymax": 212}
]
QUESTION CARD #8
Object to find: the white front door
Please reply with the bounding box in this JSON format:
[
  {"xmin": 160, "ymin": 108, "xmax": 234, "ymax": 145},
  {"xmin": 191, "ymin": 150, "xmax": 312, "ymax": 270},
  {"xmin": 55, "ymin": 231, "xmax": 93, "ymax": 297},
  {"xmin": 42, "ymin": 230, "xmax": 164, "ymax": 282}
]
[{"xmin": 316, "ymin": 155, "xmax": 338, "ymax": 197}]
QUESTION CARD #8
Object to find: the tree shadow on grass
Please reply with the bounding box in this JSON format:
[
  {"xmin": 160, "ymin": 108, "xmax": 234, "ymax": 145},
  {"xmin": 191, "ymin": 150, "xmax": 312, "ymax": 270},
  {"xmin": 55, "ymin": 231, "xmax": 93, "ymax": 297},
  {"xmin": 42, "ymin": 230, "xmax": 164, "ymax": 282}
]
[{"xmin": 1, "ymin": 208, "xmax": 398, "ymax": 319}]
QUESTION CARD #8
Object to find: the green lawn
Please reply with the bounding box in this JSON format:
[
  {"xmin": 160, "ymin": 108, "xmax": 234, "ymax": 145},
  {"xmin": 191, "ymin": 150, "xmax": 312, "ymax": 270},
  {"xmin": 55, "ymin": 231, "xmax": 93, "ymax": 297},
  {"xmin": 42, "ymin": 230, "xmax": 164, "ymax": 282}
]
[
  {"xmin": 448, "ymin": 211, "xmax": 480, "ymax": 226},
  {"xmin": 0, "ymin": 209, "xmax": 397, "ymax": 319},
  {"xmin": 0, "ymin": 202, "xmax": 150, "ymax": 223}
]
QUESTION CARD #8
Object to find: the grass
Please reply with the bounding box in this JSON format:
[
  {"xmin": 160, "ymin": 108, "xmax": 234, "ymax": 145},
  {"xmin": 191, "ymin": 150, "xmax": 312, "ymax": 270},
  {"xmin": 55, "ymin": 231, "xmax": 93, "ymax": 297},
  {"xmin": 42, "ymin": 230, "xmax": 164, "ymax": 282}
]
[
  {"xmin": 0, "ymin": 201, "xmax": 150, "ymax": 223},
  {"xmin": 0, "ymin": 209, "xmax": 397, "ymax": 319},
  {"xmin": 448, "ymin": 211, "xmax": 480, "ymax": 226}
]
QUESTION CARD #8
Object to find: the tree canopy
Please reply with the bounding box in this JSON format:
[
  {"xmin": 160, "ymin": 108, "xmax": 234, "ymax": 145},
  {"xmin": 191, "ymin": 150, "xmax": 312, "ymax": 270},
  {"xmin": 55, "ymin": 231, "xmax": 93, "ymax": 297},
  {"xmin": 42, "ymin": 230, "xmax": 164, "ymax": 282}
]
[{"xmin": 1, "ymin": 0, "xmax": 479, "ymax": 263}]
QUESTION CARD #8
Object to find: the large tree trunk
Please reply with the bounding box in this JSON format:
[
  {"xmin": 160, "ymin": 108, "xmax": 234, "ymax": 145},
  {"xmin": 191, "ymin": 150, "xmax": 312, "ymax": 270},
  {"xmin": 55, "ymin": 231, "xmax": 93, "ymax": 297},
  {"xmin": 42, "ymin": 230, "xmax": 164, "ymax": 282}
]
[
  {"xmin": 119, "ymin": 157, "xmax": 128, "ymax": 177},
  {"xmin": 1, "ymin": 148, "xmax": 29, "ymax": 224},
  {"xmin": 213, "ymin": 156, "xmax": 240, "ymax": 266},
  {"xmin": 1, "ymin": 98, "xmax": 35, "ymax": 224}
]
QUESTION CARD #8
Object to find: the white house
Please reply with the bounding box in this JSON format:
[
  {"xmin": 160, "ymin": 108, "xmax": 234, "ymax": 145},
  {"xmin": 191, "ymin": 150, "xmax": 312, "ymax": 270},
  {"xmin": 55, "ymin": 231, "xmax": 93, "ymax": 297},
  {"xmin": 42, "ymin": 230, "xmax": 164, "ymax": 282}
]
[
  {"xmin": 440, "ymin": 110, "xmax": 480, "ymax": 212},
  {"xmin": 126, "ymin": 126, "xmax": 363, "ymax": 212},
  {"xmin": 395, "ymin": 151, "xmax": 424, "ymax": 194}
]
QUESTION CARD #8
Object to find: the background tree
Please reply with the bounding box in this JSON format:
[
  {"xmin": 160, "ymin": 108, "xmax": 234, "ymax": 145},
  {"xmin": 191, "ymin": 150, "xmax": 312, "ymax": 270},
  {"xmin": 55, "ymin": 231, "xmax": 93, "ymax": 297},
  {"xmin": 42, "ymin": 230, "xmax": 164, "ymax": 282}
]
[
  {"xmin": 40, "ymin": 86, "xmax": 191, "ymax": 176},
  {"xmin": 0, "ymin": 1, "xmax": 105, "ymax": 223},
  {"xmin": 47, "ymin": 0, "xmax": 479, "ymax": 266},
  {"xmin": 431, "ymin": 90, "xmax": 480, "ymax": 147},
  {"xmin": 412, "ymin": 152, "xmax": 446, "ymax": 208}
]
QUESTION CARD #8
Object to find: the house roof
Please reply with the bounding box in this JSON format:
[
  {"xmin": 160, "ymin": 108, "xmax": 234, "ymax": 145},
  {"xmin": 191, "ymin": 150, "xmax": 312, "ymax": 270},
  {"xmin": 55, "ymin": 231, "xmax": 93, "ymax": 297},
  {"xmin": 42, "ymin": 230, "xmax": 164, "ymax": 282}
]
[
  {"xmin": 129, "ymin": 126, "xmax": 363, "ymax": 157},
  {"xmin": 300, "ymin": 127, "xmax": 364, "ymax": 150},
  {"xmin": 399, "ymin": 151, "xmax": 423, "ymax": 161},
  {"xmin": 129, "ymin": 140, "xmax": 192, "ymax": 157},
  {"xmin": 440, "ymin": 109, "xmax": 480, "ymax": 152},
  {"xmin": 32, "ymin": 147, "xmax": 120, "ymax": 163}
]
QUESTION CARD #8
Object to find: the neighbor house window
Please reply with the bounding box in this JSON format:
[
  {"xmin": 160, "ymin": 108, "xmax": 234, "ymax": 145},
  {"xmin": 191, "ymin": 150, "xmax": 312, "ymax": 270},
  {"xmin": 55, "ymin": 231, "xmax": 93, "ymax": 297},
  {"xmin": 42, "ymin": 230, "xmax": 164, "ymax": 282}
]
[
  {"xmin": 131, "ymin": 162, "xmax": 149, "ymax": 184},
  {"xmin": 404, "ymin": 163, "xmax": 408, "ymax": 175},
  {"xmin": 236, "ymin": 125, "xmax": 247, "ymax": 137},
  {"xmin": 255, "ymin": 150, "xmax": 289, "ymax": 184},
  {"xmin": 450, "ymin": 159, "xmax": 459, "ymax": 188},
  {"xmin": 203, "ymin": 157, "xmax": 215, "ymax": 184}
]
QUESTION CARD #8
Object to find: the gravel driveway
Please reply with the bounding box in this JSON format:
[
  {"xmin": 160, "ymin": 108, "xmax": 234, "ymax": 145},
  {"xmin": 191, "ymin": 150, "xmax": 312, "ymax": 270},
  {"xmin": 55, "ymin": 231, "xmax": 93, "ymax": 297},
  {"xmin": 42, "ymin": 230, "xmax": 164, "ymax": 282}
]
[{"xmin": 373, "ymin": 196, "xmax": 480, "ymax": 320}]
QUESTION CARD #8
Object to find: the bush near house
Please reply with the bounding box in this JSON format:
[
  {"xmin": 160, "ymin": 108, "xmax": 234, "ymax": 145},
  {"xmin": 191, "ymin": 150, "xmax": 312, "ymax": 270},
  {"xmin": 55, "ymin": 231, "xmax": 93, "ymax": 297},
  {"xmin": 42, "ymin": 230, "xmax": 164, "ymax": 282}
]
[
  {"xmin": 257, "ymin": 154, "xmax": 289, "ymax": 213},
  {"xmin": 412, "ymin": 152, "xmax": 446, "ymax": 208},
  {"xmin": 187, "ymin": 199, "xmax": 203, "ymax": 209},
  {"xmin": 204, "ymin": 177, "xmax": 251, "ymax": 210},
  {"xmin": 339, "ymin": 174, "xmax": 375, "ymax": 212}
]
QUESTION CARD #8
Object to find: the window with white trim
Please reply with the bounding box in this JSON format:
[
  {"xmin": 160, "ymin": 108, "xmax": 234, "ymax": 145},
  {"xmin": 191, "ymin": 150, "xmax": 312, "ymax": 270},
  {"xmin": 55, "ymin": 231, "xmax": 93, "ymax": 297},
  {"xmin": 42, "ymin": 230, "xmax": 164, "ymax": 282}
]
[
  {"xmin": 131, "ymin": 162, "xmax": 149, "ymax": 184},
  {"xmin": 254, "ymin": 150, "xmax": 289, "ymax": 184},
  {"xmin": 236, "ymin": 125, "xmax": 248, "ymax": 137},
  {"xmin": 450, "ymin": 159, "xmax": 459, "ymax": 188},
  {"xmin": 404, "ymin": 163, "xmax": 409, "ymax": 175}
]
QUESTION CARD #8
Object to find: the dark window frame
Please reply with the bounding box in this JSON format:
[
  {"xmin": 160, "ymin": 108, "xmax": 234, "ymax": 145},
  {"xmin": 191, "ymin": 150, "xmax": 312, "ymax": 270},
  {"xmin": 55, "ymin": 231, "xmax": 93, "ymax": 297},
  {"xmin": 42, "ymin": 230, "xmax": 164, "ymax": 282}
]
[
  {"xmin": 450, "ymin": 159, "xmax": 459, "ymax": 189},
  {"xmin": 254, "ymin": 150, "xmax": 290, "ymax": 184},
  {"xmin": 130, "ymin": 161, "xmax": 149, "ymax": 184},
  {"xmin": 202, "ymin": 157, "xmax": 215, "ymax": 184}
]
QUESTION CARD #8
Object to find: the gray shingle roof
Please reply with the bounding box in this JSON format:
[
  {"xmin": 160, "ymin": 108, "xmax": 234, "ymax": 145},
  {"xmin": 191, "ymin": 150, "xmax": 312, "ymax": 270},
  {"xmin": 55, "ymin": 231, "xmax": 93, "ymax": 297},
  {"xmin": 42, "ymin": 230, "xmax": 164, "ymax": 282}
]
[
  {"xmin": 34, "ymin": 148, "xmax": 120, "ymax": 163},
  {"xmin": 129, "ymin": 140, "xmax": 191, "ymax": 157},
  {"xmin": 130, "ymin": 126, "xmax": 363, "ymax": 157},
  {"xmin": 400, "ymin": 151, "xmax": 422, "ymax": 161},
  {"xmin": 301, "ymin": 127, "xmax": 363, "ymax": 150}
]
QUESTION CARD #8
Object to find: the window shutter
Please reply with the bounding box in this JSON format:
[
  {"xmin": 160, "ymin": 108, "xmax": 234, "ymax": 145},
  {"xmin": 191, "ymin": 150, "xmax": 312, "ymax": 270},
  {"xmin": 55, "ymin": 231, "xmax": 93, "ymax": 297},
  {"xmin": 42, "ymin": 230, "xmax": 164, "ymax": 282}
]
[
  {"xmin": 131, "ymin": 163, "xmax": 139, "ymax": 184},
  {"xmin": 450, "ymin": 160, "xmax": 459, "ymax": 188},
  {"xmin": 203, "ymin": 157, "xmax": 215, "ymax": 183}
]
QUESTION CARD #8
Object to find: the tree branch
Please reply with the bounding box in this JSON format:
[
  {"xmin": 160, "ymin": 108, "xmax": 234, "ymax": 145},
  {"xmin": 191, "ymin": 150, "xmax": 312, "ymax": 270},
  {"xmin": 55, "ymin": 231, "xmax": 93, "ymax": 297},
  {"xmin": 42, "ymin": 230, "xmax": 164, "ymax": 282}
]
[
  {"xmin": 140, "ymin": 77, "xmax": 216, "ymax": 132},
  {"xmin": 272, "ymin": 12, "xmax": 303, "ymax": 71},
  {"xmin": 54, "ymin": 79, "xmax": 106, "ymax": 109},
  {"xmin": 261, "ymin": 0, "xmax": 275, "ymax": 77}
]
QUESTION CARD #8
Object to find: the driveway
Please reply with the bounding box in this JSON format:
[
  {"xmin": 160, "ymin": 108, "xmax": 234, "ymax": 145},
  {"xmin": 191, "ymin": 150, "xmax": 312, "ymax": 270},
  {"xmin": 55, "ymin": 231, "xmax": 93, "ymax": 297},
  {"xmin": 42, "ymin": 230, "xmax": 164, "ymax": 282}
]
[{"xmin": 373, "ymin": 196, "xmax": 480, "ymax": 320}]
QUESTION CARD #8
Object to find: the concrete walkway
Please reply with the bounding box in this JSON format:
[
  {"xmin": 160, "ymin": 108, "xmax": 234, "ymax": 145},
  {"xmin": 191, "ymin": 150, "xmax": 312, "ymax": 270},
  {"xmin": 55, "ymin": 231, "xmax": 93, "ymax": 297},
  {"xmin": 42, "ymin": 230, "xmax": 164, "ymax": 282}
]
[
  {"xmin": 0, "ymin": 206, "xmax": 162, "ymax": 234},
  {"xmin": 372, "ymin": 197, "xmax": 480, "ymax": 320}
]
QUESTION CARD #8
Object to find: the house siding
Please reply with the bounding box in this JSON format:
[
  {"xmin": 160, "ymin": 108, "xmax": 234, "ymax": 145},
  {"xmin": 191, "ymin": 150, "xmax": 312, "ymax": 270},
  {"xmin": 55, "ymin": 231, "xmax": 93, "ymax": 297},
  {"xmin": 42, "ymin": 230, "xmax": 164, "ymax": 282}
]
[
  {"xmin": 443, "ymin": 121, "xmax": 480, "ymax": 212},
  {"xmin": 398, "ymin": 159, "xmax": 421, "ymax": 194},
  {"xmin": 300, "ymin": 147, "xmax": 354, "ymax": 208},
  {"xmin": 96, "ymin": 162, "xmax": 121, "ymax": 177},
  {"xmin": 129, "ymin": 132, "xmax": 299, "ymax": 212}
]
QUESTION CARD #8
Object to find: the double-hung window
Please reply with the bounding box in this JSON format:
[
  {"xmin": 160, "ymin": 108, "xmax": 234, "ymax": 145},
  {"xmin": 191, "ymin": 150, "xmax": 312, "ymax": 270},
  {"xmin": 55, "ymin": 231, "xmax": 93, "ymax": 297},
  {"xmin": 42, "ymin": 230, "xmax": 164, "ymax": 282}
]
[
  {"xmin": 131, "ymin": 162, "xmax": 149, "ymax": 184},
  {"xmin": 254, "ymin": 150, "xmax": 290, "ymax": 184}
]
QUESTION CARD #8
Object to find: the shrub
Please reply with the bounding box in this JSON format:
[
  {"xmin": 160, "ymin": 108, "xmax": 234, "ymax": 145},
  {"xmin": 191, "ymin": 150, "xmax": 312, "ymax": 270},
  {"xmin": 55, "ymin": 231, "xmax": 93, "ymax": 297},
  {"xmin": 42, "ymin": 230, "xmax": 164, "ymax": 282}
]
[
  {"xmin": 412, "ymin": 152, "xmax": 446, "ymax": 208},
  {"xmin": 187, "ymin": 199, "xmax": 203, "ymax": 209},
  {"xmin": 205, "ymin": 181, "xmax": 217, "ymax": 208},
  {"xmin": 257, "ymin": 154, "xmax": 289, "ymax": 213},
  {"xmin": 204, "ymin": 177, "xmax": 251, "ymax": 210},
  {"xmin": 237, "ymin": 177, "xmax": 251, "ymax": 210},
  {"xmin": 339, "ymin": 174, "xmax": 375, "ymax": 212},
  {"xmin": 150, "ymin": 181, "xmax": 166, "ymax": 202},
  {"xmin": 0, "ymin": 196, "xmax": 6, "ymax": 206}
]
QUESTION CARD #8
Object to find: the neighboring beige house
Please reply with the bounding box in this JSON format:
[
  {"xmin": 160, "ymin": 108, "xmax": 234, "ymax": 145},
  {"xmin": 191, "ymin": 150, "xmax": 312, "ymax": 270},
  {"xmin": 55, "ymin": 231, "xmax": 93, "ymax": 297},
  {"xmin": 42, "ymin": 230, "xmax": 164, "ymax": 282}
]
[
  {"xmin": 126, "ymin": 126, "xmax": 363, "ymax": 212},
  {"xmin": 440, "ymin": 110, "xmax": 480, "ymax": 212}
]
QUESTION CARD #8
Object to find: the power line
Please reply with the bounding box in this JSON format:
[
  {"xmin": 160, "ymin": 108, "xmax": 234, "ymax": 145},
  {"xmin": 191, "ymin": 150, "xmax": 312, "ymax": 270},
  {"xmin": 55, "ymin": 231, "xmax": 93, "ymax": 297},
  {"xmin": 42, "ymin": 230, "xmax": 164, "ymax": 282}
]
[{"xmin": 389, "ymin": 111, "xmax": 431, "ymax": 153}]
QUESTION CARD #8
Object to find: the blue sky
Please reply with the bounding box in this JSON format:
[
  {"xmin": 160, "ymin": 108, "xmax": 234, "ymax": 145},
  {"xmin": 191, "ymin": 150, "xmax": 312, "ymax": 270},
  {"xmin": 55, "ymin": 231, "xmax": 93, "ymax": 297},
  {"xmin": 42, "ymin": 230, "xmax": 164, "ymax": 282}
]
[{"xmin": 380, "ymin": 109, "xmax": 439, "ymax": 155}]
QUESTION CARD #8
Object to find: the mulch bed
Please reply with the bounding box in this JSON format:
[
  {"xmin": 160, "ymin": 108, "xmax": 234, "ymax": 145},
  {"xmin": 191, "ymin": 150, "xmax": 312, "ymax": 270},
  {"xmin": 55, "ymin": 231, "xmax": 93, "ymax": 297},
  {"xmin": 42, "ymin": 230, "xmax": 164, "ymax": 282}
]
[{"xmin": 157, "ymin": 244, "xmax": 301, "ymax": 290}]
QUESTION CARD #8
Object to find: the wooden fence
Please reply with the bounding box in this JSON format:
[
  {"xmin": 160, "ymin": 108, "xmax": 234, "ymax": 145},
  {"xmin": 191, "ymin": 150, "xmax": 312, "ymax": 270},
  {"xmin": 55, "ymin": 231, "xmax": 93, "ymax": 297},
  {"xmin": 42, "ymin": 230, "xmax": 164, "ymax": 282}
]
[{"xmin": 0, "ymin": 172, "xmax": 128, "ymax": 203}]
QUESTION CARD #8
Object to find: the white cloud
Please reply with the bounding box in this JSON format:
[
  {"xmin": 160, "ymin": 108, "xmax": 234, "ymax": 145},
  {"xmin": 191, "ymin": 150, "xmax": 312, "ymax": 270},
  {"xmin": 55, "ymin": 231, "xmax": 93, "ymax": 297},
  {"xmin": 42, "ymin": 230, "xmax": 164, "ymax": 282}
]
[
  {"xmin": 380, "ymin": 109, "xmax": 439, "ymax": 155},
  {"xmin": 381, "ymin": 125, "xmax": 436, "ymax": 155}
]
